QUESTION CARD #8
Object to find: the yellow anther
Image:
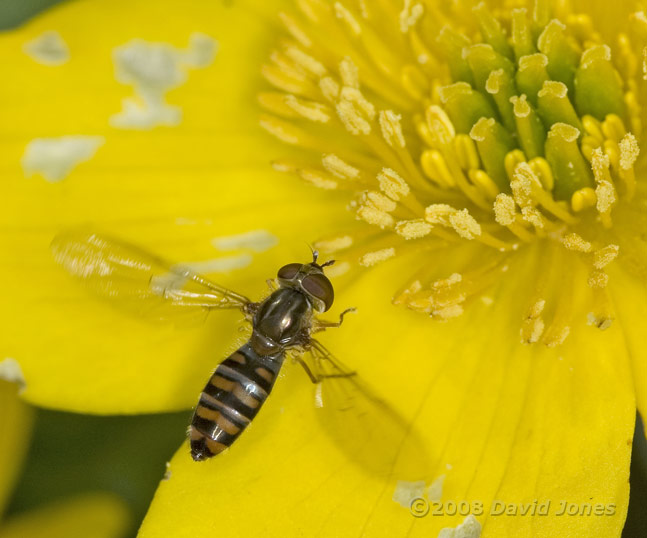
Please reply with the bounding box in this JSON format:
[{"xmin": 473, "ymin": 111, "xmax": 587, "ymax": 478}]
[
  {"xmin": 594, "ymin": 245, "xmax": 620, "ymax": 269},
  {"xmin": 601, "ymin": 113, "xmax": 626, "ymax": 142},
  {"xmin": 562, "ymin": 232, "xmax": 592, "ymax": 253},
  {"xmin": 377, "ymin": 168, "xmax": 410, "ymax": 201},
  {"xmin": 285, "ymin": 47, "xmax": 327, "ymax": 77},
  {"xmin": 339, "ymin": 56, "xmax": 359, "ymax": 88},
  {"xmin": 588, "ymin": 270, "xmax": 609, "ymax": 289},
  {"xmin": 334, "ymin": 2, "xmax": 361, "ymax": 36},
  {"xmin": 504, "ymin": 149, "xmax": 526, "ymax": 182},
  {"xmin": 544, "ymin": 326, "xmax": 571, "ymax": 348},
  {"xmin": 469, "ymin": 169, "xmax": 500, "ymax": 200},
  {"xmin": 284, "ymin": 95, "xmax": 331, "ymax": 123},
  {"xmin": 257, "ymin": 92, "xmax": 302, "ymax": 117},
  {"xmin": 581, "ymin": 114, "xmax": 604, "ymax": 142},
  {"xmin": 520, "ymin": 299, "xmax": 545, "ymax": 344},
  {"xmin": 493, "ymin": 193, "xmax": 517, "ymax": 226},
  {"xmin": 420, "ymin": 150, "xmax": 456, "ymax": 187},
  {"xmin": 336, "ymin": 100, "xmax": 371, "ymax": 135},
  {"xmin": 580, "ymin": 135, "xmax": 601, "ymax": 162},
  {"xmin": 401, "ymin": 64, "xmax": 429, "ymax": 100},
  {"xmin": 454, "ymin": 134, "xmax": 481, "ymax": 170},
  {"xmin": 399, "ymin": 0, "xmax": 424, "ymax": 33},
  {"xmin": 322, "ymin": 154, "xmax": 360, "ymax": 179},
  {"xmin": 313, "ymin": 236, "xmax": 353, "ymax": 253},
  {"xmin": 379, "ymin": 110, "xmax": 405, "ymax": 148},
  {"xmin": 425, "ymin": 203, "xmax": 456, "ymax": 225},
  {"xmin": 510, "ymin": 162, "xmax": 538, "ymax": 207},
  {"xmin": 426, "ymin": 105, "xmax": 456, "ymax": 146},
  {"xmin": 364, "ymin": 190, "xmax": 397, "ymax": 212},
  {"xmin": 395, "ymin": 219, "xmax": 433, "ymax": 239},
  {"xmin": 449, "ymin": 209, "xmax": 482, "ymax": 239},
  {"xmin": 341, "ymin": 87, "xmax": 376, "ymax": 120},
  {"xmin": 433, "ymin": 273, "xmax": 462, "ymax": 288},
  {"xmin": 260, "ymin": 114, "xmax": 303, "ymax": 145},
  {"xmin": 595, "ymin": 180, "xmax": 616, "ymax": 219},
  {"xmin": 357, "ymin": 205, "xmax": 395, "ymax": 228},
  {"xmin": 587, "ymin": 312, "xmax": 614, "ymax": 330},
  {"xmin": 432, "ymin": 304, "xmax": 464, "ymax": 320},
  {"xmin": 319, "ymin": 77, "xmax": 340, "ymax": 101},
  {"xmin": 359, "ymin": 247, "xmax": 396, "ymax": 267},
  {"xmin": 528, "ymin": 157, "xmax": 554, "ymax": 191},
  {"xmin": 279, "ymin": 12, "xmax": 312, "ymax": 48},
  {"xmin": 521, "ymin": 206, "xmax": 544, "ymax": 229},
  {"xmin": 619, "ymin": 133, "xmax": 640, "ymax": 169},
  {"xmin": 299, "ymin": 168, "xmax": 338, "ymax": 189},
  {"xmin": 392, "ymin": 279, "xmax": 422, "ymax": 305},
  {"xmin": 571, "ymin": 187, "xmax": 597, "ymax": 212}
]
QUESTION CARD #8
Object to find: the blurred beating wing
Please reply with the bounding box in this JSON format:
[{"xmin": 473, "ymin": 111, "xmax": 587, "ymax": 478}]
[
  {"xmin": 51, "ymin": 229, "xmax": 251, "ymax": 321},
  {"xmin": 303, "ymin": 340, "xmax": 431, "ymax": 480}
]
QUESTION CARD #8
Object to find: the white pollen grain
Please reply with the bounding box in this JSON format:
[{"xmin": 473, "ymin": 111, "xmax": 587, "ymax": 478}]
[
  {"xmin": 437, "ymin": 515, "xmax": 481, "ymax": 538},
  {"xmin": 392, "ymin": 480, "xmax": 426, "ymax": 508},
  {"xmin": 0, "ymin": 358, "xmax": 26, "ymax": 393},
  {"xmin": 22, "ymin": 136, "xmax": 105, "ymax": 182},
  {"xmin": 176, "ymin": 254, "xmax": 252, "ymax": 275},
  {"xmin": 427, "ymin": 474, "xmax": 445, "ymax": 502},
  {"xmin": 23, "ymin": 31, "xmax": 69, "ymax": 65},
  {"xmin": 212, "ymin": 230, "xmax": 278, "ymax": 253}
]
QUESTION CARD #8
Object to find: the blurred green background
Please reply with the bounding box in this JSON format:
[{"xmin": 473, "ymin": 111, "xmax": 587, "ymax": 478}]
[{"xmin": 1, "ymin": 1, "xmax": 646, "ymax": 537}]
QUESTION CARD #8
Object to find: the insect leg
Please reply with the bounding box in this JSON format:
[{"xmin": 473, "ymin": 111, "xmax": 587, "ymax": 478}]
[
  {"xmin": 312, "ymin": 307, "xmax": 356, "ymax": 333},
  {"xmin": 296, "ymin": 356, "xmax": 320, "ymax": 384}
]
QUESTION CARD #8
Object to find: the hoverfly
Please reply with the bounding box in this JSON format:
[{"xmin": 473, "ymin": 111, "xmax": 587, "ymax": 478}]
[{"xmin": 51, "ymin": 230, "xmax": 357, "ymax": 462}]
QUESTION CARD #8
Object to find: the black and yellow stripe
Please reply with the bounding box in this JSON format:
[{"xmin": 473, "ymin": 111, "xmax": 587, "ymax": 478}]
[{"xmin": 189, "ymin": 342, "xmax": 284, "ymax": 461}]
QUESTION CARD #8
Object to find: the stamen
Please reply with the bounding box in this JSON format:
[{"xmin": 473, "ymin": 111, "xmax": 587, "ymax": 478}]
[
  {"xmin": 377, "ymin": 167, "xmax": 410, "ymax": 201},
  {"xmin": 379, "ymin": 110, "xmax": 405, "ymax": 148},
  {"xmin": 322, "ymin": 154, "xmax": 360, "ymax": 179},
  {"xmin": 396, "ymin": 219, "xmax": 433, "ymax": 240},
  {"xmin": 359, "ymin": 247, "xmax": 396, "ymax": 266},
  {"xmin": 261, "ymin": 0, "xmax": 645, "ymax": 346}
]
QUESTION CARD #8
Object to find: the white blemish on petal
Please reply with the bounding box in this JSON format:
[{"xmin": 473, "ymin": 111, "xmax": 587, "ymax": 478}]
[
  {"xmin": 182, "ymin": 33, "xmax": 218, "ymax": 68},
  {"xmin": 0, "ymin": 358, "xmax": 26, "ymax": 393},
  {"xmin": 438, "ymin": 515, "xmax": 481, "ymax": 538},
  {"xmin": 427, "ymin": 474, "xmax": 445, "ymax": 502},
  {"xmin": 23, "ymin": 31, "xmax": 69, "ymax": 65},
  {"xmin": 392, "ymin": 480, "xmax": 426, "ymax": 508},
  {"xmin": 110, "ymin": 35, "xmax": 216, "ymax": 130},
  {"xmin": 179, "ymin": 254, "xmax": 253, "ymax": 274},
  {"xmin": 212, "ymin": 230, "xmax": 279, "ymax": 253},
  {"xmin": 22, "ymin": 136, "xmax": 105, "ymax": 182}
]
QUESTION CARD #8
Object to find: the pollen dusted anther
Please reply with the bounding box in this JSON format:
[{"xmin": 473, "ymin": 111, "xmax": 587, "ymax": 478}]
[{"xmin": 260, "ymin": 0, "xmax": 645, "ymax": 346}]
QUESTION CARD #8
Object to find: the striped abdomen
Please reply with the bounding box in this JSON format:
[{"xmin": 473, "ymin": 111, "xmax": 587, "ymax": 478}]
[{"xmin": 189, "ymin": 342, "xmax": 284, "ymax": 461}]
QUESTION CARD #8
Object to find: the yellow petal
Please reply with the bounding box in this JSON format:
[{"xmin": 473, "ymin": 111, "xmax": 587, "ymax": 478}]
[
  {"xmin": 0, "ymin": 378, "xmax": 33, "ymax": 517},
  {"xmin": 0, "ymin": 0, "xmax": 345, "ymax": 412},
  {"xmin": 0, "ymin": 492, "xmax": 130, "ymax": 538},
  {"xmin": 608, "ymin": 266, "xmax": 647, "ymax": 437},
  {"xmin": 139, "ymin": 248, "xmax": 633, "ymax": 537}
]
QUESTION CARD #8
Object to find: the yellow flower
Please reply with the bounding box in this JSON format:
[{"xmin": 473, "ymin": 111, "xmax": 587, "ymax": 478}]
[
  {"xmin": 0, "ymin": 376, "xmax": 130, "ymax": 537},
  {"xmin": 1, "ymin": 0, "xmax": 644, "ymax": 537}
]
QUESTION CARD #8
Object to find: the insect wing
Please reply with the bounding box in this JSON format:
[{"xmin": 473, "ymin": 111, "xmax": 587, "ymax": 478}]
[
  {"xmin": 51, "ymin": 230, "xmax": 251, "ymax": 321},
  {"xmin": 305, "ymin": 341, "xmax": 430, "ymax": 480}
]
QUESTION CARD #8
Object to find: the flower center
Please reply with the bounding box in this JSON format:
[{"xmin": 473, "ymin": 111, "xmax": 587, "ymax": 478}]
[{"xmin": 259, "ymin": 0, "xmax": 645, "ymax": 346}]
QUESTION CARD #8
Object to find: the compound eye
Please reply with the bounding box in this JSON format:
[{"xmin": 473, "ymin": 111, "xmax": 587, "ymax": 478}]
[
  {"xmin": 277, "ymin": 263, "xmax": 302, "ymax": 280},
  {"xmin": 302, "ymin": 273, "xmax": 334, "ymax": 311}
]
